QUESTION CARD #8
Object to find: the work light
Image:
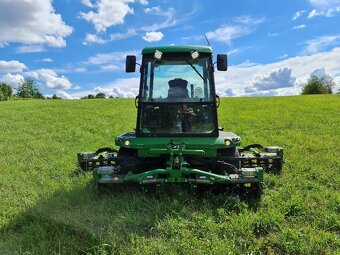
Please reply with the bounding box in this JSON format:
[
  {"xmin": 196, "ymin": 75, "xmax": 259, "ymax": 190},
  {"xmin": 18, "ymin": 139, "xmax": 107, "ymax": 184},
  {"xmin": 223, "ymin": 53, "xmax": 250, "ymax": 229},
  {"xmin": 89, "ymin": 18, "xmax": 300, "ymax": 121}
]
[
  {"xmin": 154, "ymin": 50, "xmax": 163, "ymax": 60},
  {"xmin": 191, "ymin": 50, "xmax": 199, "ymax": 60}
]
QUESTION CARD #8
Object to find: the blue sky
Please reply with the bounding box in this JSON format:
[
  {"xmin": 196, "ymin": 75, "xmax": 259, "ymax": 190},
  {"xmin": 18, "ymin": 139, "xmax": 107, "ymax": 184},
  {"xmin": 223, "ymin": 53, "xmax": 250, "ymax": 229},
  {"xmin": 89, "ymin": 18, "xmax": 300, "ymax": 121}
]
[{"xmin": 0, "ymin": 0, "xmax": 339, "ymax": 98}]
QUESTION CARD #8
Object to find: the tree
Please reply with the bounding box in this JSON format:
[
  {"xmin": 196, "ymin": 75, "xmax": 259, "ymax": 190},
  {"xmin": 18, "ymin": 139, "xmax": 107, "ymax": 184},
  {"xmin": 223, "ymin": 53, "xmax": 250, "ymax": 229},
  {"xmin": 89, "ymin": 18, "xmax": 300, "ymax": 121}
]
[
  {"xmin": 301, "ymin": 75, "xmax": 335, "ymax": 95},
  {"xmin": 16, "ymin": 78, "xmax": 44, "ymax": 99},
  {"xmin": 52, "ymin": 94, "xmax": 62, "ymax": 99},
  {"xmin": 0, "ymin": 82, "xmax": 13, "ymax": 101},
  {"xmin": 95, "ymin": 92, "xmax": 106, "ymax": 99}
]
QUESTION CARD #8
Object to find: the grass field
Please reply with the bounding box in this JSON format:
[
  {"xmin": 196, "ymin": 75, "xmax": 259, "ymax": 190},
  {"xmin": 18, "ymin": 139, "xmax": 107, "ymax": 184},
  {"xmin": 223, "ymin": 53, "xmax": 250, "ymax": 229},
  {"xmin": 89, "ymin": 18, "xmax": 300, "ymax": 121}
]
[{"xmin": 0, "ymin": 95, "xmax": 339, "ymax": 254}]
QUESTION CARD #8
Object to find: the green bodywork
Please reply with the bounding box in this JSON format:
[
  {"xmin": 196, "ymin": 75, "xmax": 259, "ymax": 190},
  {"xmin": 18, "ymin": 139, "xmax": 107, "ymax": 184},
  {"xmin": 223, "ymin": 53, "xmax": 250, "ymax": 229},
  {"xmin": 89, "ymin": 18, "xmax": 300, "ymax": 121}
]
[{"xmin": 115, "ymin": 131, "xmax": 241, "ymax": 158}]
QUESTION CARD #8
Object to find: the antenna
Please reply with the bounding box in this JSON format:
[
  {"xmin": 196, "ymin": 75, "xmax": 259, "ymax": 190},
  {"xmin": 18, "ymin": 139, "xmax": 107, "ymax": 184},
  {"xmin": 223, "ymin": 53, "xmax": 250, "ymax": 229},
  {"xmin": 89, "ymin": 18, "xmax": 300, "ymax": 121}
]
[{"xmin": 204, "ymin": 34, "xmax": 210, "ymax": 46}]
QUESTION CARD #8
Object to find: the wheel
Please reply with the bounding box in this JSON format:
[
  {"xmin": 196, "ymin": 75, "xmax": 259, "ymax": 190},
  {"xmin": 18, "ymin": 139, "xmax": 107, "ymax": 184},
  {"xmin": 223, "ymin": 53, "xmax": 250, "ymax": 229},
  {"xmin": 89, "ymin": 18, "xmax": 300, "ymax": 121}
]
[
  {"xmin": 117, "ymin": 147, "xmax": 141, "ymax": 174},
  {"xmin": 217, "ymin": 147, "xmax": 241, "ymax": 170}
]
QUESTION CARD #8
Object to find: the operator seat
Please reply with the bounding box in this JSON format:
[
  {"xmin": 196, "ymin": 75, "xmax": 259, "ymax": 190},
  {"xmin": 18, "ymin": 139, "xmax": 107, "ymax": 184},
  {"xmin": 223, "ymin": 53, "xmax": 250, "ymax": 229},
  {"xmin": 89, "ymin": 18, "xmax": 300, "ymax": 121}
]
[{"xmin": 167, "ymin": 78, "xmax": 189, "ymax": 101}]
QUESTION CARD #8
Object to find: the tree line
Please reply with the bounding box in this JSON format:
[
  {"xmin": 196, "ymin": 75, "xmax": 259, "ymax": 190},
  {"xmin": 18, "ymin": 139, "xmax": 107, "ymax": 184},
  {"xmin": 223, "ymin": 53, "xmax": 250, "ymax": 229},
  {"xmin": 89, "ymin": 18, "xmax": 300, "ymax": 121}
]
[
  {"xmin": 0, "ymin": 75, "xmax": 338, "ymax": 101},
  {"xmin": 0, "ymin": 77, "xmax": 109, "ymax": 101},
  {"xmin": 0, "ymin": 78, "xmax": 56, "ymax": 101},
  {"xmin": 81, "ymin": 93, "xmax": 118, "ymax": 99}
]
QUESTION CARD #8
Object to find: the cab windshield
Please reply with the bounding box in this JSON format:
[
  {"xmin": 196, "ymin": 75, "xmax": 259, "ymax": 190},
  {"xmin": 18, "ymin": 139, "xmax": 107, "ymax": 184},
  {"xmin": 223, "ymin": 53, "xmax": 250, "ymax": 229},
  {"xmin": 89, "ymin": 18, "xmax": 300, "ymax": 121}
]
[
  {"xmin": 140, "ymin": 53, "xmax": 214, "ymax": 102},
  {"xmin": 137, "ymin": 52, "xmax": 218, "ymax": 136}
]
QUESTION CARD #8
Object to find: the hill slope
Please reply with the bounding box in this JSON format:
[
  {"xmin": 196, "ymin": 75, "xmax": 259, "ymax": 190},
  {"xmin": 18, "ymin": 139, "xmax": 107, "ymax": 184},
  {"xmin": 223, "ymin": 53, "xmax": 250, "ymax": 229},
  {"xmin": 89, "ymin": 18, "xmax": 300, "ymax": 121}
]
[{"xmin": 0, "ymin": 95, "xmax": 339, "ymax": 254}]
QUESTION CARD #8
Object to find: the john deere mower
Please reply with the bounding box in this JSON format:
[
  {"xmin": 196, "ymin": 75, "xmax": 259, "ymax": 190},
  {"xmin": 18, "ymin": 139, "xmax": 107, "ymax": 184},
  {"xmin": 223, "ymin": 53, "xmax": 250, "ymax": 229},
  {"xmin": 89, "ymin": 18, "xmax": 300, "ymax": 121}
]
[{"xmin": 77, "ymin": 45, "xmax": 283, "ymax": 196}]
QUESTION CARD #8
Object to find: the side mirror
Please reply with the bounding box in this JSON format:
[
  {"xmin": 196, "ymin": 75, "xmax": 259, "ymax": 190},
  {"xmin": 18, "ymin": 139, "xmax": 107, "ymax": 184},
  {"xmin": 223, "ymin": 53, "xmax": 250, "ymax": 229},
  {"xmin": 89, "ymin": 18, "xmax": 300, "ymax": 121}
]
[
  {"xmin": 217, "ymin": 54, "xmax": 228, "ymax": 71},
  {"xmin": 126, "ymin": 55, "xmax": 136, "ymax": 73}
]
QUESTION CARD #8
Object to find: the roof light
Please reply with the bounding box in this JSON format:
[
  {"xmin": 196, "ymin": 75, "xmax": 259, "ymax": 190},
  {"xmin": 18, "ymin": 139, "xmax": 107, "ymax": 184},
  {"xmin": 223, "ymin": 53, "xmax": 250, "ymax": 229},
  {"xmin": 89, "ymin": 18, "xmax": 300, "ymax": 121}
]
[
  {"xmin": 154, "ymin": 50, "xmax": 163, "ymax": 60},
  {"xmin": 191, "ymin": 50, "xmax": 199, "ymax": 60}
]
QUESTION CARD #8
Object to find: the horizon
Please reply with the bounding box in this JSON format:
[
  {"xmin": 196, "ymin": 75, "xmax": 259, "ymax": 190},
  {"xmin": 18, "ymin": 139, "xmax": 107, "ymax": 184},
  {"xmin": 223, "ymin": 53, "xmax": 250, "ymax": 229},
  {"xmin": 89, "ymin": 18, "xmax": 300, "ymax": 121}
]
[{"xmin": 0, "ymin": 0, "xmax": 339, "ymax": 99}]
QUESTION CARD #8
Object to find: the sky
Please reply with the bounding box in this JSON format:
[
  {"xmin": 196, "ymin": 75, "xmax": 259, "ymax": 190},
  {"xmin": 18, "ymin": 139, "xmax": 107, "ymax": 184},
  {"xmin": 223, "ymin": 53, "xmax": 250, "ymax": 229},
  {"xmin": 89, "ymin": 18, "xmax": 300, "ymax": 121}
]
[{"xmin": 0, "ymin": 0, "xmax": 339, "ymax": 99}]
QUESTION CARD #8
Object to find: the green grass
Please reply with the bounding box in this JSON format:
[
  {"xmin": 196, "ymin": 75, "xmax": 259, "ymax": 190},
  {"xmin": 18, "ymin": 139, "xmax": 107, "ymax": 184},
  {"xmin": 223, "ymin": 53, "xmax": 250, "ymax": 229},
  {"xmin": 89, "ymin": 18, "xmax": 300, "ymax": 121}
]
[{"xmin": 0, "ymin": 95, "xmax": 339, "ymax": 254}]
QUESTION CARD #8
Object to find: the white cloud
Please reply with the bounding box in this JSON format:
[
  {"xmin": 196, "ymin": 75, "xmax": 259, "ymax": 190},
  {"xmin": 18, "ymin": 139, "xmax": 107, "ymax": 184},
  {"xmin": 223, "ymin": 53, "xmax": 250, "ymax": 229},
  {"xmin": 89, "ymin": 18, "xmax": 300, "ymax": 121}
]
[
  {"xmin": 207, "ymin": 26, "xmax": 250, "ymax": 44},
  {"xmin": 251, "ymin": 68, "xmax": 296, "ymax": 91},
  {"xmin": 83, "ymin": 33, "xmax": 107, "ymax": 45},
  {"xmin": 81, "ymin": 0, "xmax": 94, "ymax": 8},
  {"xmin": 74, "ymin": 67, "xmax": 87, "ymax": 73},
  {"xmin": 228, "ymin": 48, "xmax": 242, "ymax": 56},
  {"xmin": 85, "ymin": 50, "xmax": 139, "ymax": 72},
  {"xmin": 71, "ymin": 77, "xmax": 140, "ymax": 98},
  {"xmin": 72, "ymin": 85, "xmax": 82, "ymax": 90},
  {"xmin": 0, "ymin": 60, "xmax": 27, "ymax": 73},
  {"xmin": 292, "ymin": 10, "xmax": 306, "ymax": 20},
  {"xmin": 310, "ymin": 67, "xmax": 328, "ymax": 78},
  {"xmin": 87, "ymin": 52, "xmax": 128, "ymax": 65},
  {"xmin": 224, "ymin": 88, "xmax": 234, "ymax": 97},
  {"xmin": 308, "ymin": 7, "xmax": 340, "ymax": 18},
  {"xmin": 233, "ymin": 16, "xmax": 265, "ymax": 25},
  {"xmin": 94, "ymin": 80, "xmax": 139, "ymax": 98},
  {"xmin": 309, "ymin": 0, "xmax": 340, "ymax": 8},
  {"xmin": 279, "ymin": 54, "xmax": 289, "ymax": 59},
  {"xmin": 0, "ymin": 0, "xmax": 73, "ymax": 48},
  {"xmin": 206, "ymin": 16, "xmax": 264, "ymax": 44},
  {"xmin": 1, "ymin": 73, "xmax": 24, "ymax": 88},
  {"xmin": 99, "ymin": 65, "xmax": 121, "ymax": 72},
  {"xmin": 41, "ymin": 58, "xmax": 54, "ymax": 63},
  {"xmin": 137, "ymin": 0, "xmax": 148, "ymax": 5},
  {"xmin": 109, "ymin": 28, "xmax": 137, "ymax": 40},
  {"xmin": 308, "ymin": 0, "xmax": 340, "ymax": 18},
  {"xmin": 83, "ymin": 29, "xmax": 137, "ymax": 45},
  {"xmin": 144, "ymin": 6, "xmax": 161, "ymax": 13},
  {"xmin": 16, "ymin": 45, "xmax": 46, "ymax": 54},
  {"xmin": 141, "ymin": 7, "xmax": 177, "ymax": 31},
  {"xmin": 27, "ymin": 69, "xmax": 72, "ymax": 90},
  {"xmin": 215, "ymin": 47, "xmax": 340, "ymax": 97},
  {"xmin": 292, "ymin": 24, "xmax": 306, "ymax": 30},
  {"xmin": 55, "ymin": 90, "xmax": 77, "ymax": 99},
  {"xmin": 80, "ymin": 0, "xmax": 134, "ymax": 33},
  {"xmin": 303, "ymin": 34, "xmax": 340, "ymax": 54},
  {"xmin": 142, "ymin": 31, "xmax": 164, "ymax": 42},
  {"xmin": 235, "ymin": 60, "xmax": 259, "ymax": 68}
]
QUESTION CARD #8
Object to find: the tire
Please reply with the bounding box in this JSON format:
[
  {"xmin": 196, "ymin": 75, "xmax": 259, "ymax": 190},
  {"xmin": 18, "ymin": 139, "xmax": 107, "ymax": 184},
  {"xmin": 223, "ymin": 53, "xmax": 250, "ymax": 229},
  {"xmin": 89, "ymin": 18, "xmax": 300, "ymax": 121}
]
[{"xmin": 217, "ymin": 147, "xmax": 241, "ymax": 170}]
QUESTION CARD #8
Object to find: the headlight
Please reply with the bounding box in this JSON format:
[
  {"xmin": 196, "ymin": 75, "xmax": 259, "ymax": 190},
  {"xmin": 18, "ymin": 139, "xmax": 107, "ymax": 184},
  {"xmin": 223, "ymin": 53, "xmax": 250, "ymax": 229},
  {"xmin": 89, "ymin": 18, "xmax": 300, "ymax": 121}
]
[
  {"xmin": 124, "ymin": 140, "xmax": 131, "ymax": 146},
  {"xmin": 224, "ymin": 139, "xmax": 232, "ymax": 146}
]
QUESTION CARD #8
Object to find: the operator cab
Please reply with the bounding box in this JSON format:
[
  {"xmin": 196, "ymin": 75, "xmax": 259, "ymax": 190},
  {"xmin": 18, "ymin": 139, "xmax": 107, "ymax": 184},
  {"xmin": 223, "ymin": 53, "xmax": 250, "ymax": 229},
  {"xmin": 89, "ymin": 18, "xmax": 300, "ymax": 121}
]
[{"xmin": 126, "ymin": 45, "xmax": 227, "ymax": 137}]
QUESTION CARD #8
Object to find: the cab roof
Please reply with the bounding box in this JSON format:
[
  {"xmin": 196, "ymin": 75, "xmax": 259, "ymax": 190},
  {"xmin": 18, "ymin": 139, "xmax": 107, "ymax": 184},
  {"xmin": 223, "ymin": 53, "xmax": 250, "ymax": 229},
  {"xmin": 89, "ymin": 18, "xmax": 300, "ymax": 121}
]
[{"xmin": 142, "ymin": 45, "xmax": 213, "ymax": 55}]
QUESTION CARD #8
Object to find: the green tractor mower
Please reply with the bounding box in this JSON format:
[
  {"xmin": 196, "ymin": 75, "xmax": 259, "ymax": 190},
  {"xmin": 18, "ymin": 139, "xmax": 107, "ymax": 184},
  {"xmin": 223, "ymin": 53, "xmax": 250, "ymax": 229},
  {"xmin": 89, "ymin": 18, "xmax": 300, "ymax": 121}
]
[{"xmin": 77, "ymin": 45, "xmax": 283, "ymax": 196}]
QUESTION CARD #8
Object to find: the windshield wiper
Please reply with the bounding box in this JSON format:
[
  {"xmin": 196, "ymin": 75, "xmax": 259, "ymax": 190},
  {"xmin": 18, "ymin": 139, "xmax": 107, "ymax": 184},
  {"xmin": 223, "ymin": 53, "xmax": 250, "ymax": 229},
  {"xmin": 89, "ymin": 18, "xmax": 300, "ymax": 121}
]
[{"xmin": 185, "ymin": 60, "xmax": 204, "ymax": 81}]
